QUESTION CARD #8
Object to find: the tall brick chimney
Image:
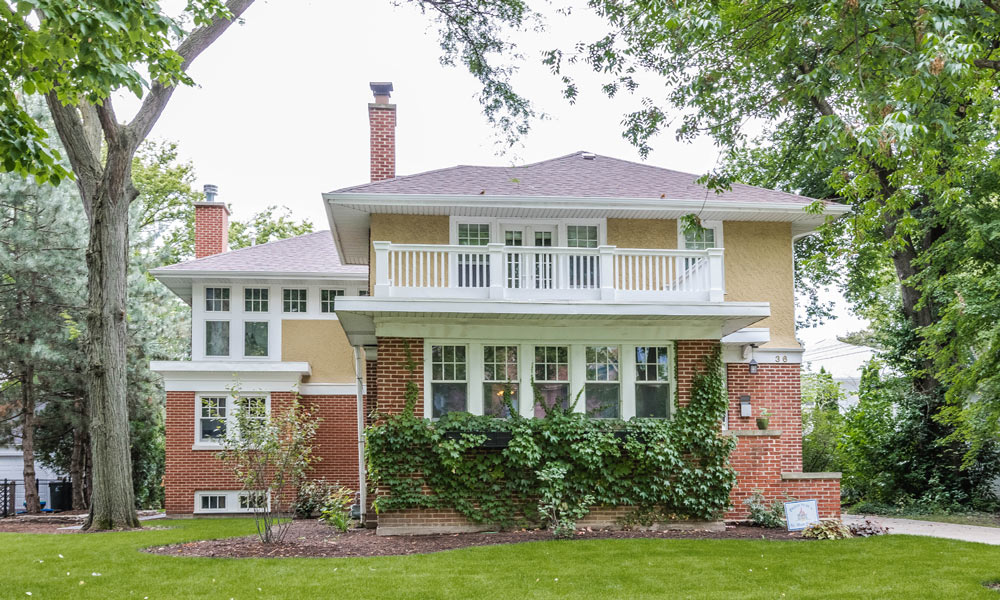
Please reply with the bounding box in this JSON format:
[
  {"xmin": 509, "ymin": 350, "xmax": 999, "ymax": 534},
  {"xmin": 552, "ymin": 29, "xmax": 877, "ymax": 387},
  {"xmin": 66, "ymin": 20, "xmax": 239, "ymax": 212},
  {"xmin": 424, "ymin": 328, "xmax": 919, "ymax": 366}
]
[
  {"xmin": 368, "ymin": 82, "xmax": 395, "ymax": 182},
  {"xmin": 193, "ymin": 184, "xmax": 229, "ymax": 258}
]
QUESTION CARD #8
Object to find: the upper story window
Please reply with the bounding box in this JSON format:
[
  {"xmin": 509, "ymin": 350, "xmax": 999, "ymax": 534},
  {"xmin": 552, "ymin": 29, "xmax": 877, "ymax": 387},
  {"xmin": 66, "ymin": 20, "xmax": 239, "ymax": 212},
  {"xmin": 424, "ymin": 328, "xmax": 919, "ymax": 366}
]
[
  {"xmin": 680, "ymin": 221, "xmax": 722, "ymax": 250},
  {"xmin": 534, "ymin": 345, "xmax": 569, "ymax": 417},
  {"xmin": 244, "ymin": 321, "xmax": 268, "ymax": 357},
  {"xmin": 358, "ymin": 290, "xmax": 370, "ymax": 297},
  {"xmin": 244, "ymin": 288, "xmax": 269, "ymax": 312},
  {"xmin": 320, "ymin": 289, "xmax": 345, "ymax": 313},
  {"xmin": 205, "ymin": 321, "xmax": 230, "ymax": 357},
  {"xmin": 585, "ymin": 346, "xmax": 620, "ymax": 418},
  {"xmin": 458, "ymin": 223, "xmax": 490, "ymax": 246},
  {"xmin": 635, "ymin": 346, "xmax": 672, "ymax": 419},
  {"xmin": 567, "ymin": 225, "xmax": 599, "ymax": 248},
  {"xmin": 205, "ymin": 287, "xmax": 230, "ymax": 312},
  {"xmin": 483, "ymin": 345, "xmax": 519, "ymax": 418},
  {"xmin": 283, "ymin": 288, "xmax": 307, "ymax": 313},
  {"xmin": 430, "ymin": 344, "xmax": 467, "ymax": 418}
]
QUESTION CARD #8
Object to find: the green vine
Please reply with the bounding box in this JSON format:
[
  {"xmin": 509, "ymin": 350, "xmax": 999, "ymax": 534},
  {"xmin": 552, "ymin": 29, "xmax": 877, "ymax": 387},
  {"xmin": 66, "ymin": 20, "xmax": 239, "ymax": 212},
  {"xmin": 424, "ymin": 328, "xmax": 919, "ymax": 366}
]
[{"xmin": 366, "ymin": 347, "xmax": 736, "ymax": 529}]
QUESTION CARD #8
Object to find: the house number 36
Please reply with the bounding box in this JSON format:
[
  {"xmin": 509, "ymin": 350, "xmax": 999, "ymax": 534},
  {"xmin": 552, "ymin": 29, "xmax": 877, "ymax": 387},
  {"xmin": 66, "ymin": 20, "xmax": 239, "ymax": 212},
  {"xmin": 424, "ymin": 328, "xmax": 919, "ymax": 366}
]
[{"xmin": 773, "ymin": 355, "xmax": 788, "ymax": 362}]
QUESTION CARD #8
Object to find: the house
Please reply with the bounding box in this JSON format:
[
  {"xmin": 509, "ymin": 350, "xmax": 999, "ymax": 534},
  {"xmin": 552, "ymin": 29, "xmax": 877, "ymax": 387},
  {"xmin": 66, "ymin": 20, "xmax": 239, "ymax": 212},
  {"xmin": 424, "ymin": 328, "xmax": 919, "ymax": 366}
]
[
  {"xmin": 152, "ymin": 82, "xmax": 848, "ymax": 528},
  {"xmin": 0, "ymin": 447, "xmax": 63, "ymax": 509}
]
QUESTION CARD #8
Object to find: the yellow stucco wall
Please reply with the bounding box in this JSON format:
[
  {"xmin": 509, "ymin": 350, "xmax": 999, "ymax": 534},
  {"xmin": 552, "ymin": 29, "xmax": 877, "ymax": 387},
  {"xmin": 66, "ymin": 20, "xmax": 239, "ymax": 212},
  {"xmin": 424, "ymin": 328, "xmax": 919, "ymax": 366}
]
[
  {"xmin": 281, "ymin": 320, "xmax": 355, "ymax": 383},
  {"xmin": 369, "ymin": 214, "xmax": 450, "ymax": 292},
  {"xmin": 607, "ymin": 218, "xmax": 677, "ymax": 249},
  {"xmin": 723, "ymin": 221, "xmax": 798, "ymax": 348}
]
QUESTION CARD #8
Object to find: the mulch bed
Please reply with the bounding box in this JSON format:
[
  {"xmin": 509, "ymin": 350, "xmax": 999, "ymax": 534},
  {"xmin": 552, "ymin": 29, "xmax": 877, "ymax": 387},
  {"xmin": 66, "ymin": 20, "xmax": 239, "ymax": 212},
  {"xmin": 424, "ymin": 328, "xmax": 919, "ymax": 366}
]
[
  {"xmin": 145, "ymin": 519, "xmax": 806, "ymax": 559},
  {"xmin": 0, "ymin": 510, "xmax": 162, "ymax": 534}
]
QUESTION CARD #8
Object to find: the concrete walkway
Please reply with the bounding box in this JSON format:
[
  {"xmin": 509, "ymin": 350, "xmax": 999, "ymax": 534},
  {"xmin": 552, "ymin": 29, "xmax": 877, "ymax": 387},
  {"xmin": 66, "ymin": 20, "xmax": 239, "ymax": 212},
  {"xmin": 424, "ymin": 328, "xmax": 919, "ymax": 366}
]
[{"xmin": 844, "ymin": 514, "xmax": 1000, "ymax": 545}]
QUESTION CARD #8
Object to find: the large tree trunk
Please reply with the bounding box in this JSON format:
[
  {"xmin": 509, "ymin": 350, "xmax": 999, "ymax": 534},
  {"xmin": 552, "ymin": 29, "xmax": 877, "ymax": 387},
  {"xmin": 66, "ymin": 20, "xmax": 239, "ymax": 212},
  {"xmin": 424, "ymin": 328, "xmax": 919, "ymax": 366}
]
[
  {"xmin": 82, "ymin": 141, "xmax": 140, "ymax": 530},
  {"xmin": 20, "ymin": 364, "xmax": 40, "ymax": 513}
]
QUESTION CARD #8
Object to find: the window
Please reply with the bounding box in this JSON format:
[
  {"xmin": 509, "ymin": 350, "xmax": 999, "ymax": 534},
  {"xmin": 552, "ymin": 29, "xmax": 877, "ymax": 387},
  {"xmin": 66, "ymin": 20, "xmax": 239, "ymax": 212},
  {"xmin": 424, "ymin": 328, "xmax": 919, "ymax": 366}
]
[
  {"xmin": 205, "ymin": 287, "xmax": 230, "ymax": 312},
  {"xmin": 239, "ymin": 491, "xmax": 268, "ymax": 510},
  {"xmin": 483, "ymin": 345, "xmax": 519, "ymax": 417},
  {"xmin": 567, "ymin": 225, "xmax": 599, "ymax": 288},
  {"xmin": 235, "ymin": 396, "xmax": 268, "ymax": 432},
  {"xmin": 283, "ymin": 288, "xmax": 307, "ymax": 313},
  {"xmin": 458, "ymin": 223, "xmax": 490, "ymax": 246},
  {"xmin": 358, "ymin": 290, "xmax": 370, "ymax": 297},
  {"xmin": 199, "ymin": 396, "xmax": 227, "ymax": 441},
  {"xmin": 205, "ymin": 321, "xmax": 230, "ymax": 356},
  {"xmin": 244, "ymin": 288, "xmax": 269, "ymax": 312},
  {"xmin": 200, "ymin": 494, "xmax": 227, "ymax": 511},
  {"xmin": 243, "ymin": 321, "xmax": 268, "ymax": 357},
  {"xmin": 567, "ymin": 225, "xmax": 599, "ymax": 248},
  {"xmin": 321, "ymin": 289, "xmax": 345, "ymax": 313},
  {"xmin": 683, "ymin": 225, "xmax": 716, "ymax": 250},
  {"xmin": 635, "ymin": 346, "xmax": 672, "ymax": 418},
  {"xmin": 534, "ymin": 345, "xmax": 569, "ymax": 417},
  {"xmin": 430, "ymin": 345, "xmax": 467, "ymax": 418},
  {"xmin": 585, "ymin": 346, "xmax": 620, "ymax": 418}
]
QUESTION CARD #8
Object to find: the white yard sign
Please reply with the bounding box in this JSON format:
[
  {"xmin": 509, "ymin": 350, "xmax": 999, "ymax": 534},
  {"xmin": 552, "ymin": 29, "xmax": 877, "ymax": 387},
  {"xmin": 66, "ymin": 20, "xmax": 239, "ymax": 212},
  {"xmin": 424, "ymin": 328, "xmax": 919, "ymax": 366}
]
[{"xmin": 784, "ymin": 500, "xmax": 820, "ymax": 531}]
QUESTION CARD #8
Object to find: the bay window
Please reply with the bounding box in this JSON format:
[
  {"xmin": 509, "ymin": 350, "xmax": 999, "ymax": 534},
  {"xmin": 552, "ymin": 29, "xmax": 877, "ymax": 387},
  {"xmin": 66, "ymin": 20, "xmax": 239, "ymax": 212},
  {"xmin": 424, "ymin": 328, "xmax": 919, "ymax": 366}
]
[
  {"xmin": 483, "ymin": 345, "xmax": 519, "ymax": 417},
  {"xmin": 635, "ymin": 346, "xmax": 672, "ymax": 418},
  {"xmin": 431, "ymin": 345, "xmax": 468, "ymax": 418},
  {"xmin": 585, "ymin": 346, "xmax": 620, "ymax": 418},
  {"xmin": 533, "ymin": 345, "xmax": 569, "ymax": 417}
]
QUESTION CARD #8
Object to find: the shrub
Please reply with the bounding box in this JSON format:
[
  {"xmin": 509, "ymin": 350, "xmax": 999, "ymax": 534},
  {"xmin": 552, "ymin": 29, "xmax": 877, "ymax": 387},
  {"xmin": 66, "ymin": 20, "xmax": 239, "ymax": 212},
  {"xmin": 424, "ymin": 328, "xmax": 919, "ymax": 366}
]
[
  {"xmin": 536, "ymin": 463, "xmax": 594, "ymax": 538},
  {"xmin": 319, "ymin": 486, "xmax": 355, "ymax": 532},
  {"xmin": 848, "ymin": 519, "xmax": 890, "ymax": 537},
  {"xmin": 294, "ymin": 479, "xmax": 334, "ymax": 518},
  {"xmin": 802, "ymin": 519, "xmax": 853, "ymax": 540},
  {"xmin": 743, "ymin": 490, "xmax": 786, "ymax": 528}
]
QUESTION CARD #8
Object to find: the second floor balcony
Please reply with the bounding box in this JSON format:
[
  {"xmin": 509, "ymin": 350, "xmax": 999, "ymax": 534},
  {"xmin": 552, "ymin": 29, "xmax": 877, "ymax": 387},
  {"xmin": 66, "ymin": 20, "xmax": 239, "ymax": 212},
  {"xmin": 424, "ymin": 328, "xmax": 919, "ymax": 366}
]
[{"xmin": 372, "ymin": 241, "xmax": 725, "ymax": 302}]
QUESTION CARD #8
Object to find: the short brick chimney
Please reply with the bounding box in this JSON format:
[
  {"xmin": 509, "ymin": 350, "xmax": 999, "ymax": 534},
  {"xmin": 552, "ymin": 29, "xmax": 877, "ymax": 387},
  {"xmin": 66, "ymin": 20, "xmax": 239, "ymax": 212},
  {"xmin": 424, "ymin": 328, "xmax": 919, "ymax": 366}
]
[
  {"xmin": 368, "ymin": 82, "xmax": 396, "ymax": 182},
  {"xmin": 193, "ymin": 184, "xmax": 229, "ymax": 259}
]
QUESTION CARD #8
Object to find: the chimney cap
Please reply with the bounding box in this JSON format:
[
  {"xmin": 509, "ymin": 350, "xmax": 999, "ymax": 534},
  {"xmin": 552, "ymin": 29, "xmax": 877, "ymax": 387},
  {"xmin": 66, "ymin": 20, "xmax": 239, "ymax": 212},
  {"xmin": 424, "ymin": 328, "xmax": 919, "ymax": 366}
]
[
  {"xmin": 203, "ymin": 183, "xmax": 219, "ymax": 202},
  {"xmin": 369, "ymin": 82, "xmax": 393, "ymax": 99}
]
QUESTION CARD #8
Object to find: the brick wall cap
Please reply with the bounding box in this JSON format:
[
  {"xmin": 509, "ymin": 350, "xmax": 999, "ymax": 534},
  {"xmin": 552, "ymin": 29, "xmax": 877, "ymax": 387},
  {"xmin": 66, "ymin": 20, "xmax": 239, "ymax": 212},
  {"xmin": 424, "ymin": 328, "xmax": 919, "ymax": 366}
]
[
  {"xmin": 722, "ymin": 429, "xmax": 783, "ymax": 437},
  {"xmin": 193, "ymin": 201, "xmax": 231, "ymax": 215},
  {"xmin": 780, "ymin": 471, "xmax": 842, "ymax": 480},
  {"xmin": 368, "ymin": 103, "xmax": 397, "ymax": 110}
]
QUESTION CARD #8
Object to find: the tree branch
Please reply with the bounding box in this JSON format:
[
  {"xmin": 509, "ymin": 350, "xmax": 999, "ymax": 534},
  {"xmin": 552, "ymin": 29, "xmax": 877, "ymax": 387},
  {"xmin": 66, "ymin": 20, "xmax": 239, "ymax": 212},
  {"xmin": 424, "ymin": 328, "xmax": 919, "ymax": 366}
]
[
  {"xmin": 127, "ymin": 0, "xmax": 256, "ymax": 144},
  {"xmin": 43, "ymin": 94, "xmax": 101, "ymax": 216}
]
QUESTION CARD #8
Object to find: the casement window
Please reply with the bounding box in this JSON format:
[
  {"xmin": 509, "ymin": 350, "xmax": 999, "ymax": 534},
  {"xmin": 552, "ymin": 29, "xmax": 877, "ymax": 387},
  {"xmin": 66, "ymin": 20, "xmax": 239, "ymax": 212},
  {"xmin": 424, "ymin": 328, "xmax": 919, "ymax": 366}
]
[
  {"xmin": 483, "ymin": 345, "xmax": 519, "ymax": 417},
  {"xmin": 533, "ymin": 345, "xmax": 570, "ymax": 417},
  {"xmin": 320, "ymin": 289, "xmax": 345, "ymax": 313},
  {"xmin": 199, "ymin": 396, "xmax": 227, "ymax": 442},
  {"xmin": 195, "ymin": 394, "xmax": 270, "ymax": 447},
  {"xmin": 430, "ymin": 345, "xmax": 468, "ymax": 418},
  {"xmin": 205, "ymin": 287, "xmax": 230, "ymax": 312},
  {"xmin": 243, "ymin": 321, "xmax": 268, "ymax": 357},
  {"xmin": 635, "ymin": 346, "xmax": 672, "ymax": 418},
  {"xmin": 283, "ymin": 288, "xmax": 307, "ymax": 313},
  {"xmin": 205, "ymin": 321, "xmax": 230, "ymax": 356},
  {"xmin": 244, "ymin": 288, "xmax": 269, "ymax": 312},
  {"xmin": 585, "ymin": 346, "xmax": 620, "ymax": 418}
]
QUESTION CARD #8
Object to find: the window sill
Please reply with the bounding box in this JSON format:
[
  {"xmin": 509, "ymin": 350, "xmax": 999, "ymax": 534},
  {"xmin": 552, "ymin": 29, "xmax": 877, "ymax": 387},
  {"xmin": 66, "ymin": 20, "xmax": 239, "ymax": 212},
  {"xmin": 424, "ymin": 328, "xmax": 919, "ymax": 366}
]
[{"xmin": 191, "ymin": 443, "xmax": 224, "ymax": 451}]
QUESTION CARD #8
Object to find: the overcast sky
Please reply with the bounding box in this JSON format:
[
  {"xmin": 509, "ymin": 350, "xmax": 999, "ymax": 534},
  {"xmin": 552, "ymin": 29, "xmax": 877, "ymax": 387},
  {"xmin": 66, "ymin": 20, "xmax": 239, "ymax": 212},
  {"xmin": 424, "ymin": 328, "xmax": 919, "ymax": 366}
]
[{"xmin": 111, "ymin": 0, "xmax": 867, "ymax": 371}]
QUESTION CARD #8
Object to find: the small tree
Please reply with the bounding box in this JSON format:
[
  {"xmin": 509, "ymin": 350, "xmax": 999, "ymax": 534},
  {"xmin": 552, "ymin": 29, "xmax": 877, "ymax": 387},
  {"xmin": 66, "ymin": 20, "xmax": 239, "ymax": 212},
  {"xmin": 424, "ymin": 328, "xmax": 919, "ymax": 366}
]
[{"xmin": 219, "ymin": 395, "xmax": 320, "ymax": 544}]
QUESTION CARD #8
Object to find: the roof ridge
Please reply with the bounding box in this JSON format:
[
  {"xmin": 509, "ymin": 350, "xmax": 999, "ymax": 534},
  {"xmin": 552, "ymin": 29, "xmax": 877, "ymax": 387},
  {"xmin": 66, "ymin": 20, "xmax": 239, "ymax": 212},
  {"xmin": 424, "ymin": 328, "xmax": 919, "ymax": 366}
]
[{"xmin": 158, "ymin": 230, "xmax": 330, "ymax": 271}]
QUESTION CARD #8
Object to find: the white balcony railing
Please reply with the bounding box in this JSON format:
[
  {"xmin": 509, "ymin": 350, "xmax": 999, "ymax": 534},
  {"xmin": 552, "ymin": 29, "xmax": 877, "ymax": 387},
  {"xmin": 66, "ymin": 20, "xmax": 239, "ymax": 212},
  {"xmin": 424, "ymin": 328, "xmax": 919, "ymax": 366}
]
[{"xmin": 372, "ymin": 242, "xmax": 725, "ymax": 302}]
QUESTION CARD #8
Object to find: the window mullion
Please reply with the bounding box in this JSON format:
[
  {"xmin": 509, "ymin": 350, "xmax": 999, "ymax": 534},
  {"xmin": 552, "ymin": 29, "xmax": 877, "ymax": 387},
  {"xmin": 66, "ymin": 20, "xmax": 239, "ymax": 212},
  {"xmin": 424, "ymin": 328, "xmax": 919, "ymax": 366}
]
[{"xmin": 622, "ymin": 344, "xmax": 637, "ymax": 420}]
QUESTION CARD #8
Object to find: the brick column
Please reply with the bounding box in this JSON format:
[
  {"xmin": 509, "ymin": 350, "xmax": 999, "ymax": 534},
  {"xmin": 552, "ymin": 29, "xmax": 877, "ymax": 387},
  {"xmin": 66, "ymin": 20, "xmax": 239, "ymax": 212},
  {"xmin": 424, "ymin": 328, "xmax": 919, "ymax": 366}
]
[
  {"xmin": 374, "ymin": 337, "xmax": 423, "ymax": 416},
  {"xmin": 368, "ymin": 82, "xmax": 396, "ymax": 182},
  {"xmin": 193, "ymin": 201, "xmax": 229, "ymax": 258}
]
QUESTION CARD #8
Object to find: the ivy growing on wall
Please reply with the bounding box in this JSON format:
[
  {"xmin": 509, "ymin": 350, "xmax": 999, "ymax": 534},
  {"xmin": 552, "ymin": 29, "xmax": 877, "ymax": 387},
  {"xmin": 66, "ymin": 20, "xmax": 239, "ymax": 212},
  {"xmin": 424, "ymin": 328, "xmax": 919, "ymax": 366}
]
[{"xmin": 366, "ymin": 347, "xmax": 736, "ymax": 528}]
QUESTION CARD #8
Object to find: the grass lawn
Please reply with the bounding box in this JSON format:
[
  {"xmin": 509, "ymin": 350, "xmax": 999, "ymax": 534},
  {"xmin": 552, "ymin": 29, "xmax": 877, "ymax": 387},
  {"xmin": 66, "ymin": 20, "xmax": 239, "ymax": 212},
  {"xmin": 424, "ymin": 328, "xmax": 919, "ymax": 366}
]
[{"xmin": 3, "ymin": 518, "xmax": 1000, "ymax": 599}]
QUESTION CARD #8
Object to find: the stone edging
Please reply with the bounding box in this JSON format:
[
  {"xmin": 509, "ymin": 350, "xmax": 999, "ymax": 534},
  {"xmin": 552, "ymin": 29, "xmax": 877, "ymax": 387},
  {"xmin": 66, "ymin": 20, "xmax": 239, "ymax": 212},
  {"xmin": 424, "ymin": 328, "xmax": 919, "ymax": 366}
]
[{"xmin": 780, "ymin": 472, "xmax": 842, "ymax": 480}]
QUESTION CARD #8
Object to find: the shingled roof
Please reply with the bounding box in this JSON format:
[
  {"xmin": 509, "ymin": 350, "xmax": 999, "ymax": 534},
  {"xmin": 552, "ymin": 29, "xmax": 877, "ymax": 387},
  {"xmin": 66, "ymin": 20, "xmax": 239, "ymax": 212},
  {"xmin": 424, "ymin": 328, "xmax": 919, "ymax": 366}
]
[
  {"xmin": 329, "ymin": 151, "xmax": 817, "ymax": 205},
  {"xmin": 154, "ymin": 231, "xmax": 366, "ymax": 275}
]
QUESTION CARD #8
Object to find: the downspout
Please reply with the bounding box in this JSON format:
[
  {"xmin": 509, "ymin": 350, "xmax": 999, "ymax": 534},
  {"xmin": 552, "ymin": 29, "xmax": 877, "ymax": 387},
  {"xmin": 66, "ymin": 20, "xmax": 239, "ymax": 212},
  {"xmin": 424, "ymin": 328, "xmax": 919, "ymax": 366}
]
[{"xmin": 353, "ymin": 345, "xmax": 367, "ymax": 524}]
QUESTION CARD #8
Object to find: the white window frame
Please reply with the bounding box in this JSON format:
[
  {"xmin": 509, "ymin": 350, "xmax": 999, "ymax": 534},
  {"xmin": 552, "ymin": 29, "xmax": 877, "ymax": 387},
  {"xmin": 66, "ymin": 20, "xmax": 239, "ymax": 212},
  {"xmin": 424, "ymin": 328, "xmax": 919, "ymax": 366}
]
[
  {"xmin": 282, "ymin": 288, "xmax": 308, "ymax": 313},
  {"xmin": 193, "ymin": 392, "xmax": 271, "ymax": 450},
  {"xmin": 585, "ymin": 345, "xmax": 621, "ymax": 419},
  {"xmin": 677, "ymin": 219, "xmax": 723, "ymax": 250},
  {"xmin": 320, "ymin": 288, "xmax": 346, "ymax": 313},
  {"xmin": 242, "ymin": 320, "xmax": 269, "ymax": 358},
  {"xmin": 634, "ymin": 345, "xmax": 675, "ymax": 419},
  {"xmin": 204, "ymin": 320, "xmax": 231, "ymax": 357},
  {"xmin": 243, "ymin": 287, "xmax": 270, "ymax": 313},
  {"xmin": 422, "ymin": 340, "xmax": 674, "ymax": 420},
  {"xmin": 427, "ymin": 344, "xmax": 469, "ymax": 418},
  {"xmin": 450, "ymin": 217, "xmax": 606, "ymax": 248},
  {"xmin": 205, "ymin": 287, "xmax": 231, "ymax": 312},
  {"xmin": 482, "ymin": 345, "xmax": 520, "ymax": 418},
  {"xmin": 194, "ymin": 490, "xmax": 270, "ymax": 514}
]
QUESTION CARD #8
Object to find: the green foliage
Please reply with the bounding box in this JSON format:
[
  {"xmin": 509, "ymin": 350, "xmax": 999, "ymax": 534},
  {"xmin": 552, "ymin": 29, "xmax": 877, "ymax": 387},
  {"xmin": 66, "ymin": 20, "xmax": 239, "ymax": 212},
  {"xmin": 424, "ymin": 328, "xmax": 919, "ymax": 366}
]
[
  {"xmin": 536, "ymin": 463, "xmax": 593, "ymax": 538},
  {"xmin": 801, "ymin": 520, "xmax": 853, "ymax": 540},
  {"xmin": 219, "ymin": 395, "xmax": 321, "ymax": 544},
  {"xmin": 801, "ymin": 369, "xmax": 846, "ymax": 473},
  {"xmin": 318, "ymin": 486, "xmax": 355, "ymax": 533},
  {"xmin": 839, "ymin": 362, "xmax": 1000, "ymax": 509},
  {"xmin": 366, "ymin": 347, "xmax": 735, "ymax": 530},
  {"xmin": 742, "ymin": 491, "xmax": 787, "ymax": 529}
]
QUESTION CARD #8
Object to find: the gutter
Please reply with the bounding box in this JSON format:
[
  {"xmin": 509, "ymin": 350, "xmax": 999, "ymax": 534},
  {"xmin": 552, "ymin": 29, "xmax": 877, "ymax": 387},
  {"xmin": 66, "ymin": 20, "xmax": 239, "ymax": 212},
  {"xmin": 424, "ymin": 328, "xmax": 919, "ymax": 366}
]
[{"xmin": 353, "ymin": 346, "xmax": 367, "ymax": 525}]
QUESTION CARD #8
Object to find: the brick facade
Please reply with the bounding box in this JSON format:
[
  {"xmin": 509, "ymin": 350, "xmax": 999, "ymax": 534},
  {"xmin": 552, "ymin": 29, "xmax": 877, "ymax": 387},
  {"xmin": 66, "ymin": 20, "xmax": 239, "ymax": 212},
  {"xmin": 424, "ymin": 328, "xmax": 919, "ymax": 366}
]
[
  {"xmin": 193, "ymin": 202, "xmax": 229, "ymax": 259},
  {"xmin": 374, "ymin": 337, "xmax": 422, "ymax": 416},
  {"xmin": 164, "ymin": 391, "xmax": 360, "ymax": 515},
  {"xmin": 368, "ymin": 102, "xmax": 396, "ymax": 182}
]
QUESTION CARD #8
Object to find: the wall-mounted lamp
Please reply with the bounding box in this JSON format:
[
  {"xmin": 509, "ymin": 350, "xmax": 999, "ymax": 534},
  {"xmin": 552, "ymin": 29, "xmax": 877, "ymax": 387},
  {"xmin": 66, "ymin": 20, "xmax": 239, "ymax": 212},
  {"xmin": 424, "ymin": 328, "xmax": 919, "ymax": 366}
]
[
  {"xmin": 740, "ymin": 395, "xmax": 752, "ymax": 417},
  {"xmin": 748, "ymin": 359, "xmax": 759, "ymax": 375}
]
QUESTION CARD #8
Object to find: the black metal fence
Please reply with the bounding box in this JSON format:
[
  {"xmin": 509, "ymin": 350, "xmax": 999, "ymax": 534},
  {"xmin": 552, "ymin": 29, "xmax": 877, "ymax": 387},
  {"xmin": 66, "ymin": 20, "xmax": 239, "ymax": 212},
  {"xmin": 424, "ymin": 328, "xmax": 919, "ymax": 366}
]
[
  {"xmin": 1, "ymin": 479, "xmax": 14, "ymax": 518},
  {"xmin": 0, "ymin": 478, "xmax": 71, "ymax": 515}
]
